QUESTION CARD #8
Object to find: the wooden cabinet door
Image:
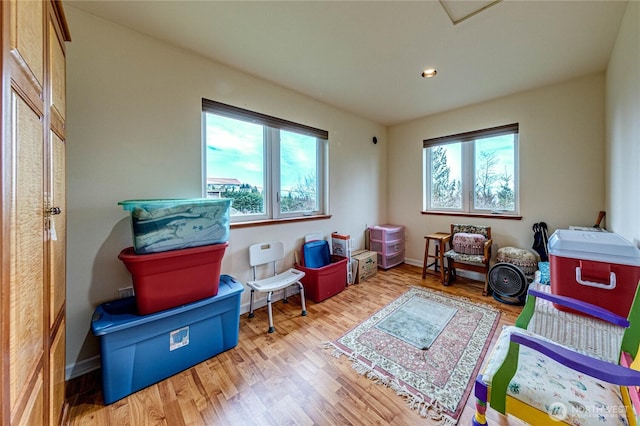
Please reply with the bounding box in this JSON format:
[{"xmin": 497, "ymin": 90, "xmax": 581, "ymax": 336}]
[
  {"xmin": 5, "ymin": 1, "xmax": 47, "ymax": 423},
  {"xmin": 48, "ymin": 8, "xmax": 68, "ymax": 422},
  {"xmin": 9, "ymin": 83, "xmax": 46, "ymax": 426},
  {"xmin": 49, "ymin": 320, "xmax": 65, "ymax": 425},
  {"xmin": 2, "ymin": 1, "xmax": 69, "ymax": 424},
  {"xmin": 48, "ymin": 2, "xmax": 66, "ymax": 332},
  {"xmin": 16, "ymin": 372, "xmax": 44, "ymax": 426}
]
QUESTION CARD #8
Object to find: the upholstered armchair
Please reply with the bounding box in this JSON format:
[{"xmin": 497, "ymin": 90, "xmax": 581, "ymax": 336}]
[{"xmin": 443, "ymin": 224, "xmax": 492, "ymax": 296}]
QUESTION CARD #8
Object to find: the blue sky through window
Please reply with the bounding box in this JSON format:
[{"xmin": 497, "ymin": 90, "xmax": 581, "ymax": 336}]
[{"xmin": 205, "ymin": 114, "xmax": 316, "ymax": 191}]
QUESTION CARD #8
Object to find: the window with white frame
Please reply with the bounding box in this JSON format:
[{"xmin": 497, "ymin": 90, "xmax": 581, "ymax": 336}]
[
  {"xmin": 423, "ymin": 123, "xmax": 519, "ymax": 215},
  {"xmin": 202, "ymin": 99, "xmax": 328, "ymax": 223}
]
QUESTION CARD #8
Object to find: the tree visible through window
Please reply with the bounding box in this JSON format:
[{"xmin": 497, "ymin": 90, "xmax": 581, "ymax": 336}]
[
  {"xmin": 202, "ymin": 99, "xmax": 328, "ymax": 222},
  {"xmin": 424, "ymin": 124, "xmax": 519, "ymax": 215}
]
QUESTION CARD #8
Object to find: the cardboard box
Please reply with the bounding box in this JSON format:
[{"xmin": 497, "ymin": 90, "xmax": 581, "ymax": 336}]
[
  {"xmin": 352, "ymin": 250, "xmax": 377, "ymax": 283},
  {"xmin": 331, "ymin": 232, "xmax": 352, "ymax": 258}
]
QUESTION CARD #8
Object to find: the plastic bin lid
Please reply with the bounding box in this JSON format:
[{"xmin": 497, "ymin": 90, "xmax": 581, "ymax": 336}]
[
  {"xmin": 118, "ymin": 198, "xmax": 231, "ymax": 211},
  {"xmin": 548, "ymin": 229, "xmax": 640, "ymax": 266},
  {"xmin": 91, "ymin": 274, "xmax": 243, "ymax": 335},
  {"xmin": 369, "ymin": 224, "xmax": 404, "ymax": 231},
  {"xmin": 302, "ymin": 240, "xmax": 331, "ymax": 268}
]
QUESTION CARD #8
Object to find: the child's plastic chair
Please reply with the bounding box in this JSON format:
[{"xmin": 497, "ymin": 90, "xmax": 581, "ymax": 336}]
[{"xmin": 472, "ymin": 282, "xmax": 640, "ymax": 426}]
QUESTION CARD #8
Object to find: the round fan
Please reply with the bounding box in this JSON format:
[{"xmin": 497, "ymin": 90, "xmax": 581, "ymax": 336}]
[{"xmin": 488, "ymin": 263, "xmax": 528, "ymax": 305}]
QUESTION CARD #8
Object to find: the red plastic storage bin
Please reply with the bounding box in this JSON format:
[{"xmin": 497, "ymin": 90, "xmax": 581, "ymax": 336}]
[
  {"xmin": 548, "ymin": 230, "xmax": 640, "ymax": 318},
  {"xmin": 295, "ymin": 256, "xmax": 348, "ymax": 302},
  {"xmin": 118, "ymin": 242, "xmax": 228, "ymax": 315}
]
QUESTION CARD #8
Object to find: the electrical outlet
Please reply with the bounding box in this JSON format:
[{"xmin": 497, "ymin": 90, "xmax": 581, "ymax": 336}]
[{"xmin": 118, "ymin": 286, "xmax": 135, "ymax": 298}]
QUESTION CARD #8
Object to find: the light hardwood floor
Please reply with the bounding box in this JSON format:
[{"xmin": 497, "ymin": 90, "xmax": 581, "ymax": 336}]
[{"xmin": 66, "ymin": 263, "xmax": 527, "ymax": 425}]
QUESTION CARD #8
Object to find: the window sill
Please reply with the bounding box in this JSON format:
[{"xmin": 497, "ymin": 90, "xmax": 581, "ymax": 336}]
[
  {"xmin": 230, "ymin": 214, "xmax": 332, "ymax": 229},
  {"xmin": 421, "ymin": 211, "xmax": 522, "ymax": 220}
]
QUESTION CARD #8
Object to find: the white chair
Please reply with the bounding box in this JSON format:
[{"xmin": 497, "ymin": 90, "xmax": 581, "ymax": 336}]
[{"xmin": 247, "ymin": 242, "xmax": 307, "ymax": 333}]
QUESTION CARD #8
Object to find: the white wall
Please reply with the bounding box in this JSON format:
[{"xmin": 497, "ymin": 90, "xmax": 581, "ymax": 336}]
[
  {"xmin": 64, "ymin": 1, "xmax": 640, "ymax": 380},
  {"xmin": 65, "ymin": 8, "xmax": 387, "ymax": 377},
  {"xmin": 388, "ymin": 74, "xmax": 606, "ymax": 266},
  {"xmin": 606, "ymin": 0, "xmax": 640, "ymax": 246}
]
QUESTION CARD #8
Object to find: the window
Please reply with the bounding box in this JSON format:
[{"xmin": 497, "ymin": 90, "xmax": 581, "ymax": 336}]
[
  {"xmin": 202, "ymin": 99, "xmax": 328, "ymax": 223},
  {"xmin": 423, "ymin": 123, "xmax": 519, "ymax": 215}
]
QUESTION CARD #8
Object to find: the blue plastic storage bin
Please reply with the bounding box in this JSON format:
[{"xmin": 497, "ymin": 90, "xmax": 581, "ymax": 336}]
[
  {"xmin": 301, "ymin": 240, "xmax": 331, "ymax": 268},
  {"xmin": 91, "ymin": 274, "xmax": 243, "ymax": 404}
]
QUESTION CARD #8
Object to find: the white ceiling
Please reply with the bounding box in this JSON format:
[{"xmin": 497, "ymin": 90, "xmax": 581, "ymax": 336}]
[{"xmin": 64, "ymin": 0, "xmax": 628, "ymax": 126}]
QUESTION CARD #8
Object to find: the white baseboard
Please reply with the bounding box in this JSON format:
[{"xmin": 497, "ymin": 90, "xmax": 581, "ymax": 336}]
[
  {"xmin": 66, "ymin": 355, "xmax": 101, "ymax": 381},
  {"xmin": 65, "ymin": 289, "xmax": 295, "ymax": 381},
  {"xmin": 404, "ymin": 256, "xmax": 483, "ymax": 281},
  {"xmin": 65, "ymin": 266, "xmax": 485, "ymax": 381},
  {"xmin": 239, "ymin": 288, "xmax": 298, "ymax": 314},
  {"xmin": 404, "ymin": 257, "xmax": 422, "ymax": 267}
]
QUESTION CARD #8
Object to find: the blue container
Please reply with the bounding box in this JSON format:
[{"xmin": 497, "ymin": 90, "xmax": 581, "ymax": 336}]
[
  {"xmin": 91, "ymin": 274, "xmax": 243, "ymax": 404},
  {"xmin": 302, "ymin": 240, "xmax": 331, "ymax": 268}
]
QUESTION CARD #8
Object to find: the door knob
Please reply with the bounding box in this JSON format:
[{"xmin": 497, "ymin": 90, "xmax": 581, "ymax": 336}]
[{"xmin": 48, "ymin": 207, "xmax": 62, "ymax": 215}]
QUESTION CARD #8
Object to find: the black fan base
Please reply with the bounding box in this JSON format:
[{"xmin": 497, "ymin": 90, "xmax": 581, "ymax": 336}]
[
  {"xmin": 492, "ymin": 292, "xmax": 526, "ymax": 306},
  {"xmin": 488, "ymin": 262, "xmax": 528, "ymax": 306}
]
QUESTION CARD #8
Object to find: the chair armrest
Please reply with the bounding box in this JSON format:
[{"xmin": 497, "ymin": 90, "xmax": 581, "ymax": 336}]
[
  {"xmin": 510, "ymin": 331, "xmax": 640, "ymax": 385},
  {"xmin": 483, "ymin": 238, "xmax": 492, "ymax": 260},
  {"xmin": 528, "ymin": 288, "xmax": 629, "ymax": 327},
  {"xmin": 488, "ymin": 326, "xmax": 640, "ymax": 414}
]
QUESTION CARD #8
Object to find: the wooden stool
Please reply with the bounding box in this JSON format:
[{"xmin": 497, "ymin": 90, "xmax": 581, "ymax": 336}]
[{"xmin": 422, "ymin": 232, "xmax": 450, "ymax": 284}]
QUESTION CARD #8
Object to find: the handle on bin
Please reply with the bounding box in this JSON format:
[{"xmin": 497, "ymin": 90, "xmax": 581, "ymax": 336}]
[
  {"xmin": 575, "ymin": 267, "xmax": 616, "ymax": 290},
  {"xmin": 92, "ymin": 310, "xmax": 103, "ymax": 322}
]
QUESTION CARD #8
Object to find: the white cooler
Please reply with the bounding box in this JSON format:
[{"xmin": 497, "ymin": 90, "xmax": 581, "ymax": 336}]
[{"xmin": 548, "ymin": 229, "xmax": 640, "ymax": 318}]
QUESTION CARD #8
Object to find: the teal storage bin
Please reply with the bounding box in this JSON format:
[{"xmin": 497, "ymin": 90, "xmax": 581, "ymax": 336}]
[
  {"xmin": 91, "ymin": 274, "xmax": 243, "ymax": 404},
  {"xmin": 118, "ymin": 198, "xmax": 231, "ymax": 254}
]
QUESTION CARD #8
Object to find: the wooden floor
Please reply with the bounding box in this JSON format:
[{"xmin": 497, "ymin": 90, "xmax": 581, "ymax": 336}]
[{"xmin": 66, "ymin": 263, "xmax": 527, "ymax": 425}]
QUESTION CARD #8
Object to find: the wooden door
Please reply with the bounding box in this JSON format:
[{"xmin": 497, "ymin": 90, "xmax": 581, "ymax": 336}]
[
  {"xmin": 6, "ymin": 0, "xmax": 47, "ymax": 423},
  {"xmin": 2, "ymin": 1, "xmax": 70, "ymax": 424},
  {"xmin": 47, "ymin": 6, "xmax": 68, "ymax": 422}
]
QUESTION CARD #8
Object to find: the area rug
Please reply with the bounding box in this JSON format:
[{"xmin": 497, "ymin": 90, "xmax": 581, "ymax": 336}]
[{"xmin": 329, "ymin": 286, "xmax": 501, "ymax": 425}]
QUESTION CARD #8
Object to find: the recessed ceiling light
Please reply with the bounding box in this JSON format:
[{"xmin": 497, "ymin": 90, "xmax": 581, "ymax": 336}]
[{"xmin": 421, "ymin": 68, "xmax": 438, "ymax": 78}]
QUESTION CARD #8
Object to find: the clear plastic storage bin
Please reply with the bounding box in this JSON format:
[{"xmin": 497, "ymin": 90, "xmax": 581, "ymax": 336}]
[{"xmin": 119, "ymin": 198, "xmax": 231, "ymax": 254}]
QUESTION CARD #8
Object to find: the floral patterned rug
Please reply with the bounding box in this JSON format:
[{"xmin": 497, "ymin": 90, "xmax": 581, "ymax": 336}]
[{"xmin": 329, "ymin": 286, "xmax": 501, "ymax": 425}]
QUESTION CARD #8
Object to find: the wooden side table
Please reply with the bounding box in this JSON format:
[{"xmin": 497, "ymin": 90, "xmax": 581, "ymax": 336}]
[{"xmin": 422, "ymin": 232, "xmax": 450, "ymax": 284}]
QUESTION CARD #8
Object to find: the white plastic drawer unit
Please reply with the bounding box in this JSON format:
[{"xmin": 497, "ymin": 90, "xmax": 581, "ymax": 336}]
[
  {"xmin": 369, "ymin": 225, "xmax": 405, "ymax": 270},
  {"xmin": 369, "ymin": 224, "xmax": 404, "ymax": 243},
  {"xmin": 378, "ymin": 251, "xmax": 405, "ymax": 270},
  {"xmin": 369, "ymin": 239, "xmax": 405, "ymax": 256}
]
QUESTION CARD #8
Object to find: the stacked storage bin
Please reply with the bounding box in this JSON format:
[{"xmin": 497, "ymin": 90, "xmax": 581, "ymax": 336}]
[
  {"xmin": 369, "ymin": 224, "xmax": 405, "ymax": 270},
  {"xmin": 117, "ymin": 198, "xmax": 232, "ymax": 314},
  {"xmin": 91, "ymin": 275, "xmax": 243, "ymax": 404},
  {"xmin": 295, "ymin": 239, "xmax": 348, "ymax": 302},
  {"xmin": 91, "ymin": 198, "xmax": 241, "ymax": 404}
]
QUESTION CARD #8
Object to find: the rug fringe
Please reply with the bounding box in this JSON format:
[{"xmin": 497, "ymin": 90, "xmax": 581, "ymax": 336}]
[{"xmin": 327, "ymin": 342, "xmax": 459, "ymax": 425}]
